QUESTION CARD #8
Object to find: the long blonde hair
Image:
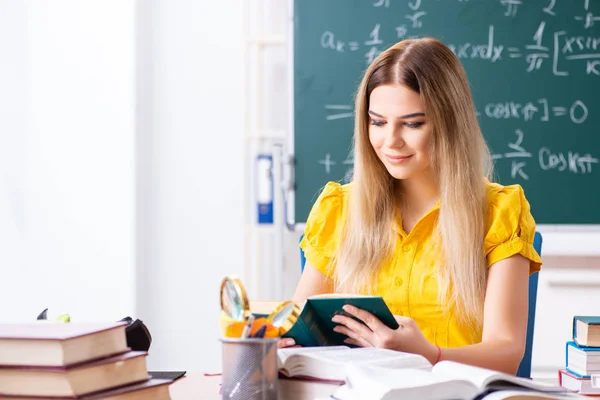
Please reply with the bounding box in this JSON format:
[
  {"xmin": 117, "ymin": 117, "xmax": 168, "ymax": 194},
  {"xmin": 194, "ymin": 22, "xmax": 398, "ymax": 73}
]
[{"xmin": 334, "ymin": 38, "xmax": 493, "ymax": 327}]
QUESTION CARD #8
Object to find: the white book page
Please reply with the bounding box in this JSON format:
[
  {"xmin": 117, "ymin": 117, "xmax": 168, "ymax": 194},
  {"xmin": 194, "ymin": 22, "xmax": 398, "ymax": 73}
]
[
  {"xmin": 432, "ymin": 361, "xmax": 564, "ymax": 392},
  {"xmin": 338, "ymin": 364, "xmax": 479, "ymax": 400},
  {"xmin": 302, "ymin": 347, "xmax": 432, "ymax": 370},
  {"xmin": 278, "ymin": 346, "xmax": 348, "ymax": 367}
]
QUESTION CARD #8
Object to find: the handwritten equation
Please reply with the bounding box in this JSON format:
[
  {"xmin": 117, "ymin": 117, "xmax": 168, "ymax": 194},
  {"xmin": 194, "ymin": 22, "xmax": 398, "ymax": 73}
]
[
  {"xmin": 311, "ymin": 1, "xmax": 599, "ymax": 182},
  {"xmin": 372, "ymin": 0, "xmax": 598, "ymax": 30},
  {"xmin": 498, "ymin": 0, "xmax": 600, "ymax": 29},
  {"xmin": 316, "ymin": 129, "xmax": 599, "ymax": 181},
  {"xmin": 484, "ymin": 98, "xmax": 588, "ymax": 124},
  {"xmin": 320, "ymin": 1, "xmax": 600, "ymax": 76},
  {"xmin": 491, "ymin": 129, "xmax": 598, "ymax": 180},
  {"xmin": 325, "ymin": 99, "xmax": 588, "ymax": 125}
]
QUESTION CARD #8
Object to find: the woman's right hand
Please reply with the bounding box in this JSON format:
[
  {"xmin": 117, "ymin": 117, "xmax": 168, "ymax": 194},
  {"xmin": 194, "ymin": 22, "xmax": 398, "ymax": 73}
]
[{"xmin": 278, "ymin": 338, "xmax": 299, "ymax": 348}]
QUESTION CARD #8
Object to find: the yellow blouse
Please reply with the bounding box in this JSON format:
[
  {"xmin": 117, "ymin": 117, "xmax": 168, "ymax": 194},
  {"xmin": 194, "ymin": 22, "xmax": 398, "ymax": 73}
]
[{"xmin": 299, "ymin": 181, "xmax": 543, "ymax": 348}]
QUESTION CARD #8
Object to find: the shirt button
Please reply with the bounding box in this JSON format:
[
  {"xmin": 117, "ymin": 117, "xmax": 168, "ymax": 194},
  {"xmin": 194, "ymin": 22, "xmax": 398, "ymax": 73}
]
[
  {"xmin": 403, "ymin": 245, "xmax": 412, "ymax": 253},
  {"xmin": 395, "ymin": 277, "xmax": 403, "ymax": 286}
]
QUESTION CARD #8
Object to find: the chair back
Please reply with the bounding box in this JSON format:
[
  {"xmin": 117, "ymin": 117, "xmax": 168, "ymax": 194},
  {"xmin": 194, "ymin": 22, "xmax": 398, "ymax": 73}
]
[{"xmin": 516, "ymin": 231, "xmax": 542, "ymax": 378}]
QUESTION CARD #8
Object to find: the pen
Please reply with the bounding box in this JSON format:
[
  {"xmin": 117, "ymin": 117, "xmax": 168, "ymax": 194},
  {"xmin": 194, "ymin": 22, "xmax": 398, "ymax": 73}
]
[
  {"xmin": 241, "ymin": 315, "xmax": 255, "ymax": 339},
  {"xmin": 252, "ymin": 324, "xmax": 267, "ymax": 338}
]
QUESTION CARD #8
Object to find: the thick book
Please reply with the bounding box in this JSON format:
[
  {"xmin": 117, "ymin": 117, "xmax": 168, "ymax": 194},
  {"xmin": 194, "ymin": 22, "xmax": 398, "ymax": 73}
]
[
  {"xmin": 559, "ymin": 369, "xmax": 600, "ymax": 396},
  {"xmin": 277, "ymin": 346, "xmax": 431, "ymax": 382},
  {"xmin": 565, "ymin": 340, "xmax": 600, "ymax": 377},
  {"xmin": 0, "ymin": 322, "xmax": 129, "ymax": 367},
  {"xmin": 0, "ymin": 351, "xmax": 150, "ymax": 397},
  {"xmin": 0, "ymin": 378, "xmax": 172, "ymax": 400},
  {"xmin": 281, "ymin": 294, "xmax": 399, "ymax": 347},
  {"xmin": 331, "ymin": 361, "xmax": 576, "ymax": 400},
  {"xmin": 572, "ymin": 316, "xmax": 600, "ymax": 347}
]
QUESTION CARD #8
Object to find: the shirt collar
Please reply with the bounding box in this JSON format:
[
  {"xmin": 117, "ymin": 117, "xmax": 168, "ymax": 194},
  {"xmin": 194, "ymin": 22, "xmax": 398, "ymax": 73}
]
[{"xmin": 393, "ymin": 199, "xmax": 441, "ymax": 237}]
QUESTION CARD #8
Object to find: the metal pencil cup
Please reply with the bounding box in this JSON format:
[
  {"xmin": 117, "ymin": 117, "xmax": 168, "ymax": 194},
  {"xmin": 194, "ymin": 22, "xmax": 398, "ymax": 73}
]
[{"xmin": 220, "ymin": 337, "xmax": 279, "ymax": 400}]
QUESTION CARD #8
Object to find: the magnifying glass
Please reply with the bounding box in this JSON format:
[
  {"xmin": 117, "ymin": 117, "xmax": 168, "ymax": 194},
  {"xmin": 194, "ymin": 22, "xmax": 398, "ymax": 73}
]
[
  {"xmin": 220, "ymin": 276, "xmax": 251, "ymax": 321},
  {"xmin": 267, "ymin": 300, "xmax": 300, "ymax": 336}
]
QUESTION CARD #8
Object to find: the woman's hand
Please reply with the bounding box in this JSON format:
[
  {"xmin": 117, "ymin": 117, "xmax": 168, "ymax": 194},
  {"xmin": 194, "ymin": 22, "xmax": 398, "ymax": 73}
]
[
  {"xmin": 277, "ymin": 338, "xmax": 299, "ymax": 348},
  {"xmin": 331, "ymin": 305, "xmax": 438, "ymax": 364}
]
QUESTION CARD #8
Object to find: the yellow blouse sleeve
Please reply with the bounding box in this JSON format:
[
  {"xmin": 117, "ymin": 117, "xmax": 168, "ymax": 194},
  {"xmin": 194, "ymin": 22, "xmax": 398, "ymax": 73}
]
[
  {"xmin": 299, "ymin": 182, "xmax": 347, "ymax": 279},
  {"xmin": 484, "ymin": 183, "xmax": 542, "ymax": 274}
]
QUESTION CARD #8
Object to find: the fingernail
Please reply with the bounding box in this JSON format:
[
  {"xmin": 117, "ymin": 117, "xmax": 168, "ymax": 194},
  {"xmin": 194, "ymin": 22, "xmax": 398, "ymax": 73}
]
[
  {"xmin": 287, "ymin": 339, "xmax": 295, "ymax": 346},
  {"xmin": 343, "ymin": 305, "xmax": 354, "ymax": 312},
  {"xmin": 333, "ymin": 326, "xmax": 340, "ymax": 332},
  {"xmin": 331, "ymin": 316, "xmax": 340, "ymax": 322}
]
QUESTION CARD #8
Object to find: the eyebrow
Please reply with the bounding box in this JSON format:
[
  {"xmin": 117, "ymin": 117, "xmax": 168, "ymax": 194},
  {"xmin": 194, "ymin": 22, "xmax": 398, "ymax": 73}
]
[{"xmin": 368, "ymin": 110, "xmax": 425, "ymax": 119}]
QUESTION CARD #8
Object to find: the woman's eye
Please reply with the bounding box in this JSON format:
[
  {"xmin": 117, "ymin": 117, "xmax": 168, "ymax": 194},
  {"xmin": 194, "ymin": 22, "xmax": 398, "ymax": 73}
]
[
  {"xmin": 370, "ymin": 120, "xmax": 386, "ymax": 127},
  {"xmin": 405, "ymin": 121, "xmax": 425, "ymax": 129}
]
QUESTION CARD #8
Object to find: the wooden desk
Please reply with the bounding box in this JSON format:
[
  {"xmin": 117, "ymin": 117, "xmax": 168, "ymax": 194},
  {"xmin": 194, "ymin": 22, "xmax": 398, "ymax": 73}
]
[
  {"xmin": 169, "ymin": 373, "xmax": 339, "ymax": 400},
  {"xmin": 169, "ymin": 373, "xmax": 560, "ymax": 400},
  {"xmin": 169, "ymin": 374, "xmax": 221, "ymax": 400}
]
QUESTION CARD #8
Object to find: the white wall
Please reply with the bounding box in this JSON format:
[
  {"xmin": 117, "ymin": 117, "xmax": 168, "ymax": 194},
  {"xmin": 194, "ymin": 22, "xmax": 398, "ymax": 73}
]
[
  {"xmin": 135, "ymin": 0, "xmax": 245, "ymax": 372},
  {"xmin": 0, "ymin": 1, "xmax": 135, "ymax": 322},
  {"xmin": 0, "ymin": 0, "xmax": 28, "ymax": 309}
]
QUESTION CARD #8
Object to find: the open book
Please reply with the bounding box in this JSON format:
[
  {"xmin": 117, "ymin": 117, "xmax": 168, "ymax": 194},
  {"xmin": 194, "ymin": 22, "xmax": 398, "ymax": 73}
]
[
  {"xmin": 331, "ymin": 361, "xmax": 581, "ymax": 400},
  {"xmin": 277, "ymin": 346, "xmax": 432, "ymax": 382}
]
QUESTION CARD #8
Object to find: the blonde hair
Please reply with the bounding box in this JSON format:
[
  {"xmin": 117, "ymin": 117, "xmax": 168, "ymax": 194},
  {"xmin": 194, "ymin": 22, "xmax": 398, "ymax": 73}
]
[{"xmin": 334, "ymin": 38, "xmax": 493, "ymax": 327}]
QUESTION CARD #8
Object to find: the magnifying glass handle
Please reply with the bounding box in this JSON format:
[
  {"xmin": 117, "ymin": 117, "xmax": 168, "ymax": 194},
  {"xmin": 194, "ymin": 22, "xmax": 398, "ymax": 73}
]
[{"xmin": 241, "ymin": 315, "xmax": 255, "ymax": 339}]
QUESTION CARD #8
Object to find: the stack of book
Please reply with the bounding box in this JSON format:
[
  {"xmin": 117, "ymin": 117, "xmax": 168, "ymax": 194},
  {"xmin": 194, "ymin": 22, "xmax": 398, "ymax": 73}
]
[
  {"xmin": 0, "ymin": 321, "xmax": 173, "ymax": 399},
  {"xmin": 559, "ymin": 316, "xmax": 600, "ymax": 395}
]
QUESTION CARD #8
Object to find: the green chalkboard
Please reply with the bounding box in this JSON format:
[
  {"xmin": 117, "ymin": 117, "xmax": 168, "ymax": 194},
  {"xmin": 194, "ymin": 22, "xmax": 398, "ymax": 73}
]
[{"xmin": 293, "ymin": 0, "xmax": 600, "ymax": 225}]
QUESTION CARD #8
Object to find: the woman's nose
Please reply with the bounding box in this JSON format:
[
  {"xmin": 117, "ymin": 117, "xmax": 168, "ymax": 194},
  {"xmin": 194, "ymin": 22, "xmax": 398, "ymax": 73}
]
[{"xmin": 384, "ymin": 126, "xmax": 405, "ymax": 148}]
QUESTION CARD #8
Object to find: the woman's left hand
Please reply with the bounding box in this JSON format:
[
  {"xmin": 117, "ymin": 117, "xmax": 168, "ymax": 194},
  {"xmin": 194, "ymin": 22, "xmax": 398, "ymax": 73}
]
[{"xmin": 332, "ymin": 304, "xmax": 438, "ymax": 364}]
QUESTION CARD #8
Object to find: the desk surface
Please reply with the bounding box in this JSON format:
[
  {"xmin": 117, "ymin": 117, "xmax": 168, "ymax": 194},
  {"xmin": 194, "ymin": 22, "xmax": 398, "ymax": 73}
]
[
  {"xmin": 169, "ymin": 373, "xmax": 340, "ymax": 400},
  {"xmin": 169, "ymin": 374, "xmax": 221, "ymax": 400},
  {"xmin": 169, "ymin": 373, "xmax": 561, "ymax": 400}
]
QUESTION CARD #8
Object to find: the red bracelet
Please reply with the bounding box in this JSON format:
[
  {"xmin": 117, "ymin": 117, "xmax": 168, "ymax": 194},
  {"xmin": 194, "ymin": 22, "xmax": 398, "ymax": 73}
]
[{"xmin": 434, "ymin": 345, "xmax": 442, "ymax": 364}]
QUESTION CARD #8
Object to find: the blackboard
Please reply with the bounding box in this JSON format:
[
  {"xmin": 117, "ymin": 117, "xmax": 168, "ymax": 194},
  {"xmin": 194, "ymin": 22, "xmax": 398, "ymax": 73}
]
[{"xmin": 293, "ymin": 0, "xmax": 600, "ymax": 225}]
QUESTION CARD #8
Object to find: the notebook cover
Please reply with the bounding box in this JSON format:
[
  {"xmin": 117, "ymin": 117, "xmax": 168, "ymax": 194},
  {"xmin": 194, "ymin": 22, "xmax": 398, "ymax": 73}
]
[
  {"xmin": 0, "ymin": 322, "xmax": 128, "ymax": 341},
  {"xmin": 309, "ymin": 296, "xmax": 399, "ymax": 346},
  {"xmin": 282, "ymin": 301, "xmax": 328, "ymax": 347},
  {"xmin": 283, "ymin": 296, "xmax": 398, "ymax": 347}
]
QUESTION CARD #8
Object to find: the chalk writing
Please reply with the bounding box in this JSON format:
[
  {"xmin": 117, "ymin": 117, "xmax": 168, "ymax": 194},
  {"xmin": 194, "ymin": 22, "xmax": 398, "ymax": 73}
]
[
  {"xmin": 539, "ymin": 148, "xmax": 598, "ymax": 174},
  {"xmin": 325, "ymin": 104, "xmax": 353, "ymax": 121},
  {"xmin": 447, "ymin": 26, "xmax": 503, "ymax": 63},
  {"xmin": 543, "ymin": 0, "xmax": 556, "ymax": 16},
  {"xmin": 396, "ymin": 25, "xmax": 408, "ymax": 39},
  {"xmin": 492, "ymin": 130, "xmax": 598, "ymax": 179},
  {"xmin": 320, "ymin": 31, "xmax": 345, "ymax": 53},
  {"xmin": 307, "ymin": 0, "xmax": 599, "ymax": 199},
  {"xmin": 373, "ymin": 0, "xmax": 389, "ymax": 8},
  {"xmin": 525, "ymin": 22, "xmax": 549, "ymax": 72},
  {"xmin": 575, "ymin": 0, "xmax": 600, "ymax": 29},
  {"xmin": 318, "ymin": 153, "xmax": 336, "ymax": 174},
  {"xmin": 484, "ymin": 99, "xmax": 588, "ymax": 124},
  {"xmin": 491, "ymin": 130, "xmax": 532, "ymax": 180},
  {"xmin": 501, "ymin": 0, "xmax": 521, "ymax": 17},
  {"xmin": 406, "ymin": 11, "xmax": 426, "ymax": 28}
]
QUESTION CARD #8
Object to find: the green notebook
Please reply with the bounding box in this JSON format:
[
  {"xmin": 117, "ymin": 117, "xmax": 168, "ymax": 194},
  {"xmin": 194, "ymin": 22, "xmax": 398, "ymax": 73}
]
[{"xmin": 281, "ymin": 296, "xmax": 399, "ymax": 347}]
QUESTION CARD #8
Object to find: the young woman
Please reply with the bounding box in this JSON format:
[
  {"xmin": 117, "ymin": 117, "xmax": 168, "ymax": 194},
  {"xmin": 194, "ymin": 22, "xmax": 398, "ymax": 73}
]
[{"xmin": 290, "ymin": 38, "xmax": 542, "ymax": 375}]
